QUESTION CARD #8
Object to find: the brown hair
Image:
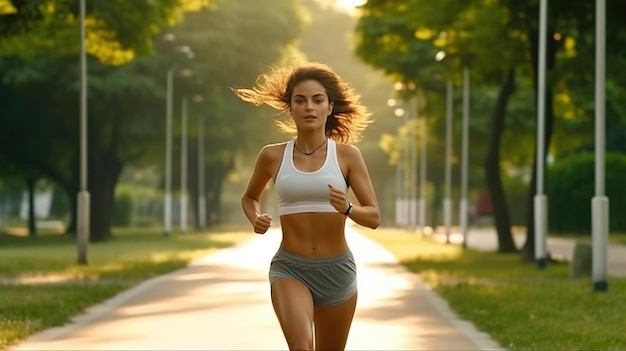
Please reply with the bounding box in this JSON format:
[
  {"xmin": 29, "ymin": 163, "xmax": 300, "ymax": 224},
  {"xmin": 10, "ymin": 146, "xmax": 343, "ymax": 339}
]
[{"xmin": 233, "ymin": 58, "xmax": 371, "ymax": 143}]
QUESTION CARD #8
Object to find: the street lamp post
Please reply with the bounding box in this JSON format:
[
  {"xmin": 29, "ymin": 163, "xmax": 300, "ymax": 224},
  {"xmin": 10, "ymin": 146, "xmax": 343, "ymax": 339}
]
[
  {"xmin": 397, "ymin": 86, "xmax": 412, "ymax": 230},
  {"xmin": 389, "ymin": 97, "xmax": 407, "ymax": 227},
  {"xmin": 197, "ymin": 102, "xmax": 206, "ymax": 230},
  {"xmin": 164, "ymin": 66, "xmax": 175, "ymax": 237},
  {"xmin": 180, "ymin": 96, "xmax": 188, "ymax": 233},
  {"xmin": 435, "ymin": 50, "xmax": 453, "ymax": 241},
  {"xmin": 162, "ymin": 42, "xmax": 194, "ymax": 237},
  {"xmin": 393, "ymin": 82, "xmax": 419, "ymax": 230},
  {"xmin": 408, "ymin": 90, "xmax": 418, "ymax": 232},
  {"xmin": 592, "ymin": 0, "xmax": 608, "ymax": 292},
  {"xmin": 444, "ymin": 80, "xmax": 453, "ymax": 244},
  {"xmin": 535, "ymin": 0, "xmax": 549, "ymax": 268},
  {"xmin": 418, "ymin": 89, "xmax": 427, "ymax": 233},
  {"xmin": 77, "ymin": 0, "xmax": 90, "ymax": 264},
  {"xmin": 460, "ymin": 68, "xmax": 470, "ymax": 248}
]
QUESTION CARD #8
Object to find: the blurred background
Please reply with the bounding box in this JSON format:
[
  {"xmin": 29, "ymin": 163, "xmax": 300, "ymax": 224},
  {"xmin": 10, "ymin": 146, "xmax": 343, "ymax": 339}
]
[{"xmin": 0, "ymin": 0, "xmax": 624, "ymax": 258}]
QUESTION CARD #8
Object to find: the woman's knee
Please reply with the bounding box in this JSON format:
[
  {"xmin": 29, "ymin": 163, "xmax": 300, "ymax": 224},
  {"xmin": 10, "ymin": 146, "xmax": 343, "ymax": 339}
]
[{"xmin": 285, "ymin": 335, "xmax": 313, "ymax": 351}]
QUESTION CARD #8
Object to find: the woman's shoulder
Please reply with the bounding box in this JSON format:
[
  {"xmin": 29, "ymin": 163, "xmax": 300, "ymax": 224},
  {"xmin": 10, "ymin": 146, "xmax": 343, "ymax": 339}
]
[
  {"xmin": 258, "ymin": 141, "xmax": 290, "ymax": 159},
  {"xmin": 335, "ymin": 142, "xmax": 362, "ymax": 157}
]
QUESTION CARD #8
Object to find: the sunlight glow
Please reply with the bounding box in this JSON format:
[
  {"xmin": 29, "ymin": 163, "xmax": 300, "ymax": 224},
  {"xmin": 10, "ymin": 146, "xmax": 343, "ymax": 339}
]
[{"xmin": 335, "ymin": 0, "xmax": 366, "ymax": 12}]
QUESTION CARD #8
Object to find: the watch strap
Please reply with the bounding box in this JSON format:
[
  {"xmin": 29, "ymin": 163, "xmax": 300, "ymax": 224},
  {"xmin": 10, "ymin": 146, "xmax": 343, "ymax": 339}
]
[{"xmin": 343, "ymin": 202, "xmax": 353, "ymax": 215}]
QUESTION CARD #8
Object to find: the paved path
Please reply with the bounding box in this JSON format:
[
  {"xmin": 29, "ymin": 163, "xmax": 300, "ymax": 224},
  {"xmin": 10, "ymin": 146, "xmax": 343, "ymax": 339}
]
[
  {"xmin": 430, "ymin": 227, "xmax": 626, "ymax": 277},
  {"xmin": 10, "ymin": 225, "xmax": 501, "ymax": 351}
]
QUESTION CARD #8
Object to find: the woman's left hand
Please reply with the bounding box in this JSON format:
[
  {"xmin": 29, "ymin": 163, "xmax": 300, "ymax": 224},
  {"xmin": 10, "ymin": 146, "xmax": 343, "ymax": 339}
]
[{"xmin": 328, "ymin": 184, "xmax": 349, "ymax": 214}]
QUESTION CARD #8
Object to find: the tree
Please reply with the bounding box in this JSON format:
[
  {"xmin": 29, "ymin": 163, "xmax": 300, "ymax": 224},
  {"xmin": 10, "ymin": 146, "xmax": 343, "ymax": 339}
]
[
  {"xmin": 162, "ymin": 0, "xmax": 306, "ymax": 226},
  {"xmin": 0, "ymin": 0, "xmax": 209, "ymax": 64},
  {"xmin": 354, "ymin": 0, "xmax": 526, "ymax": 251},
  {"xmin": 0, "ymin": 1, "xmax": 213, "ymax": 241},
  {"xmin": 354, "ymin": 0, "xmax": 626, "ymax": 257},
  {"xmin": 0, "ymin": 1, "xmax": 298, "ymax": 241},
  {"xmin": 506, "ymin": 0, "xmax": 626, "ymax": 260}
]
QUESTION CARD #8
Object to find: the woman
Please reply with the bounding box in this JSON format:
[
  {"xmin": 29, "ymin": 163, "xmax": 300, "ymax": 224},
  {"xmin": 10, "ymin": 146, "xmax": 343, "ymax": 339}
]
[{"xmin": 235, "ymin": 59, "xmax": 380, "ymax": 351}]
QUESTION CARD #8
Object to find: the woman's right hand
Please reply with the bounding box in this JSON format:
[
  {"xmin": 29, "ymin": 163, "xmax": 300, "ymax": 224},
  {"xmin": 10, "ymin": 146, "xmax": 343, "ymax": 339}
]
[{"xmin": 253, "ymin": 214, "xmax": 272, "ymax": 234}]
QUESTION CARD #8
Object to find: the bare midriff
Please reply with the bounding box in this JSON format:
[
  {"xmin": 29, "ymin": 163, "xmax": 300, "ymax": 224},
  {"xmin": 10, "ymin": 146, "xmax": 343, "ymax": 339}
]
[{"xmin": 279, "ymin": 212, "xmax": 348, "ymax": 258}]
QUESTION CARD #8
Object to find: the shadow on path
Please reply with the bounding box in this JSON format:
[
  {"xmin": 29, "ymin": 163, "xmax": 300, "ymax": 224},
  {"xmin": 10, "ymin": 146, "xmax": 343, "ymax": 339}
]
[{"xmin": 11, "ymin": 227, "xmax": 501, "ymax": 351}]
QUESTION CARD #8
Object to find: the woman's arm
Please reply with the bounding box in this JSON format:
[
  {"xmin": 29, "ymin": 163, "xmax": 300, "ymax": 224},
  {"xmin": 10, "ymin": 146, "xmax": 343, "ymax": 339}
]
[
  {"xmin": 335, "ymin": 144, "xmax": 380, "ymax": 229},
  {"xmin": 241, "ymin": 145, "xmax": 275, "ymax": 234}
]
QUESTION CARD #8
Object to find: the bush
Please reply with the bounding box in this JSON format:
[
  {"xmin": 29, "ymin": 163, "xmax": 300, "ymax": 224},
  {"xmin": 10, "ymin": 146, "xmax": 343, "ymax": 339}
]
[
  {"xmin": 503, "ymin": 175, "xmax": 529, "ymax": 226},
  {"xmin": 547, "ymin": 152, "xmax": 626, "ymax": 234},
  {"xmin": 113, "ymin": 191, "xmax": 134, "ymax": 227}
]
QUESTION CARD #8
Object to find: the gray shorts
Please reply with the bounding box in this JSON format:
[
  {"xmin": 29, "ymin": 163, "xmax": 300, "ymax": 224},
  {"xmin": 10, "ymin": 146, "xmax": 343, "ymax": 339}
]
[{"xmin": 269, "ymin": 249, "xmax": 357, "ymax": 306}]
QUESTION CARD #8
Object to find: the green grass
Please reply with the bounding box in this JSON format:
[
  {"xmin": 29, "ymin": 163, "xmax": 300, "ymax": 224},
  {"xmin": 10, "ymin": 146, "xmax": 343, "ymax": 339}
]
[
  {"xmin": 556, "ymin": 232, "xmax": 626, "ymax": 246},
  {"xmin": 360, "ymin": 227, "xmax": 626, "ymax": 350},
  {"xmin": 0, "ymin": 225, "xmax": 253, "ymax": 350}
]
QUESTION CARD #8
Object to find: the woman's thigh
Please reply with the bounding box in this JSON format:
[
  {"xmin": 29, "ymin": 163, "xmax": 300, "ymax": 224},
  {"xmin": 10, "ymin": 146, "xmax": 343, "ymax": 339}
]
[
  {"xmin": 313, "ymin": 292, "xmax": 358, "ymax": 351},
  {"xmin": 271, "ymin": 278, "xmax": 315, "ymax": 350}
]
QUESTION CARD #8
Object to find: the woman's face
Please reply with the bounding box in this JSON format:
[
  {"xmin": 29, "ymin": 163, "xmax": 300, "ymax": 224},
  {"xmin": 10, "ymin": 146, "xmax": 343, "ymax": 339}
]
[{"xmin": 290, "ymin": 79, "xmax": 334, "ymax": 132}]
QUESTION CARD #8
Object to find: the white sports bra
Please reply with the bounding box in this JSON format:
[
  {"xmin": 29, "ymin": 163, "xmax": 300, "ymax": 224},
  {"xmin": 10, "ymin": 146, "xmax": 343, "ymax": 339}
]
[{"xmin": 274, "ymin": 139, "xmax": 348, "ymax": 216}]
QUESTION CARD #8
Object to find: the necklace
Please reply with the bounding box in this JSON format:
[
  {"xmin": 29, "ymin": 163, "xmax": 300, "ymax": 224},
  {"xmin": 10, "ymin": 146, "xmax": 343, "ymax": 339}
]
[{"xmin": 294, "ymin": 138, "xmax": 328, "ymax": 156}]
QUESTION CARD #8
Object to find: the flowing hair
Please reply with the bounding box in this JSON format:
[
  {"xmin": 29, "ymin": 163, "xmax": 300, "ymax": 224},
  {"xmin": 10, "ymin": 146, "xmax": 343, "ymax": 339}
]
[{"xmin": 233, "ymin": 57, "xmax": 371, "ymax": 143}]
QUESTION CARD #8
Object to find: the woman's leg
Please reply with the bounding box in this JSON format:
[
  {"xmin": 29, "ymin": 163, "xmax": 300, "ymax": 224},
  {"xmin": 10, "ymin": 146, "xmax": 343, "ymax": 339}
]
[
  {"xmin": 271, "ymin": 278, "xmax": 315, "ymax": 351},
  {"xmin": 313, "ymin": 292, "xmax": 358, "ymax": 351}
]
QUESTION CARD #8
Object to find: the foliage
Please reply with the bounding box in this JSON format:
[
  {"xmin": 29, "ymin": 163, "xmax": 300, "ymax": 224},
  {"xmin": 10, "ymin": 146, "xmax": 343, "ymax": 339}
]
[
  {"xmin": 0, "ymin": 0, "xmax": 210, "ymax": 65},
  {"xmin": 353, "ymin": 0, "xmax": 536, "ymax": 234},
  {"xmin": 0, "ymin": 0, "xmax": 306, "ymax": 239},
  {"xmin": 113, "ymin": 190, "xmax": 133, "ymax": 226},
  {"xmin": 547, "ymin": 152, "xmax": 626, "ymax": 234},
  {"xmin": 156, "ymin": 0, "xmax": 306, "ymax": 227},
  {"xmin": 503, "ymin": 174, "xmax": 529, "ymax": 226},
  {"xmin": 171, "ymin": 0, "xmax": 306, "ymax": 157},
  {"xmin": 354, "ymin": 0, "xmax": 626, "ymax": 251}
]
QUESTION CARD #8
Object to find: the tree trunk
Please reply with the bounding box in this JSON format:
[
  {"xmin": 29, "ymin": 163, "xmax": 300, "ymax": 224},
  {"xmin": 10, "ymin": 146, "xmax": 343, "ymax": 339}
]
[
  {"xmin": 26, "ymin": 176, "xmax": 37, "ymax": 237},
  {"xmin": 430, "ymin": 181, "xmax": 442, "ymax": 229},
  {"xmin": 484, "ymin": 67, "xmax": 517, "ymax": 253},
  {"xmin": 65, "ymin": 180, "xmax": 77, "ymax": 236},
  {"xmin": 206, "ymin": 179, "xmax": 221, "ymax": 227},
  {"xmin": 188, "ymin": 139, "xmax": 200, "ymax": 230},
  {"xmin": 521, "ymin": 26, "xmax": 557, "ymax": 262},
  {"xmin": 88, "ymin": 150, "xmax": 123, "ymax": 242},
  {"xmin": 212, "ymin": 173, "xmax": 224, "ymax": 224},
  {"xmin": 204, "ymin": 155, "xmax": 234, "ymax": 228}
]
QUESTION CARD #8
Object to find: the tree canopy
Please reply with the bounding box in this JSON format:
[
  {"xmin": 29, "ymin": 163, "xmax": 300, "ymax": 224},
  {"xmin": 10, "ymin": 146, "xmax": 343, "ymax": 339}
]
[
  {"xmin": 353, "ymin": 0, "xmax": 626, "ymax": 255},
  {"xmin": 0, "ymin": 0, "xmax": 305, "ymax": 240}
]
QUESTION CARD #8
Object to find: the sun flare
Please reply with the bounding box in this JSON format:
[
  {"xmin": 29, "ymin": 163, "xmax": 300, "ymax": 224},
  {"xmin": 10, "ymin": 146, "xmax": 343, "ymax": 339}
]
[{"xmin": 335, "ymin": 0, "xmax": 366, "ymax": 13}]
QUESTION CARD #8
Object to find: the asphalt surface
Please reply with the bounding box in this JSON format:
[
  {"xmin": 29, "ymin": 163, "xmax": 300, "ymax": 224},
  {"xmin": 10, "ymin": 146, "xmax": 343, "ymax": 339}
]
[
  {"xmin": 430, "ymin": 227, "xmax": 626, "ymax": 277},
  {"xmin": 14, "ymin": 224, "xmax": 623, "ymax": 350},
  {"xmin": 11, "ymin": 225, "xmax": 502, "ymax": 351}
]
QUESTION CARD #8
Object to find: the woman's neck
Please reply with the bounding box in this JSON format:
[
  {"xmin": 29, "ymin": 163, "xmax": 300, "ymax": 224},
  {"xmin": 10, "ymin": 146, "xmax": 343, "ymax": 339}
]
[
  {"xmin": 295, "ymin": 133, "xmax": 327, "ymax": 149},
  {"xmin": 294, "ymin": 133, "xmax": 328, "ymax": 156}
]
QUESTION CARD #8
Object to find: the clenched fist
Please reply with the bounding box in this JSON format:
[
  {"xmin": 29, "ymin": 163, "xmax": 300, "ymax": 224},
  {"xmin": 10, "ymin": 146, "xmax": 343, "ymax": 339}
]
[
  {"xmin": 253, "ymin": 213, "xmax": 272, "ymax": 234},
  {"xmin": 328, "ymin": 184, "xmax": 349, "ymax": 214}
]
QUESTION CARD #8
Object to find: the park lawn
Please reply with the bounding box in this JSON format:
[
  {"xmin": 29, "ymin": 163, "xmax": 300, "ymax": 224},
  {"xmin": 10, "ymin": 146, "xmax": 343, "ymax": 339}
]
[
  {"xmin": 0, "ymin": 225, "xmax": 253, "ymax": 351},
  {"xmin": 559, "ymin": 232, "xmax": 626, "ymax": 246},
  {"xmin": 359, "ymin": 227, "xmax": 626, "ymax": 350}
]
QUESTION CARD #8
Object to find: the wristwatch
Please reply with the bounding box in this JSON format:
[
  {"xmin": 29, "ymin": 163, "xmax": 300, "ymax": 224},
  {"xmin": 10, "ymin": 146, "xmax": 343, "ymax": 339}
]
[{"xmin": 343, "ymin": 202, "xmax": 353, "ymax": 216}]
